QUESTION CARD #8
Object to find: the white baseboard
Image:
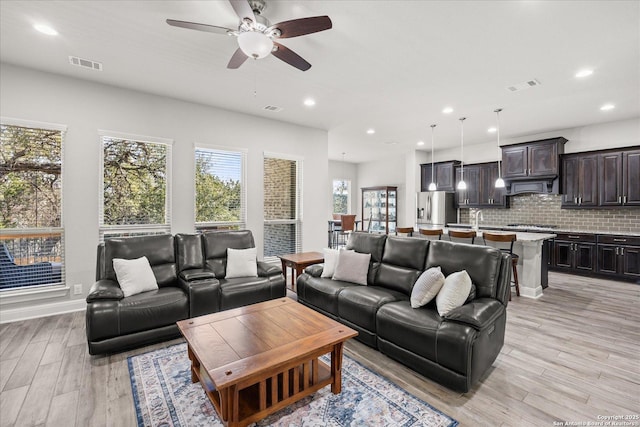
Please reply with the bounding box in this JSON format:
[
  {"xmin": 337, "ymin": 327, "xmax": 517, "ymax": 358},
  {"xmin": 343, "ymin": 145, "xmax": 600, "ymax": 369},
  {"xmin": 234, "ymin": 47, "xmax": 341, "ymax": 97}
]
[{"xmin": 0, "ymin": 299, "xmax": 86, "ymax": 323}]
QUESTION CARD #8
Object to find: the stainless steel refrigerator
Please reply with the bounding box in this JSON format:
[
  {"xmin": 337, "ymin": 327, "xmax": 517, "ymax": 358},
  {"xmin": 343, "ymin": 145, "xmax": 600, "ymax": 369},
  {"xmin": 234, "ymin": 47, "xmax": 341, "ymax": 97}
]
[{"xmin": 416, "ymin": 192, "xmax": 457, "ymax": 228}]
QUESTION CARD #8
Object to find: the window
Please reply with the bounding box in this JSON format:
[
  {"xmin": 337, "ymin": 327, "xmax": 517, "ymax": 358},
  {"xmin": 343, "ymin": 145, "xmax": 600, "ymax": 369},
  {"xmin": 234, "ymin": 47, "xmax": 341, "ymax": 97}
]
[
  {"xmin": 195, "ymin": 146, "xmax": 246, "ymax": 231},
  {"xmin": 332, "ymin": 179, "xmax": 351, "ymax": 214},
  {"xmin": 0, "ymin": 119, "xmax": 65, "ymax": 290},
  {"xmin": 99, "ymin": 131, "xmax": 172, "ymax": 241},
  {"xmin": 263, "ymin": 153, "xmax": 302, "ymax": 262}
]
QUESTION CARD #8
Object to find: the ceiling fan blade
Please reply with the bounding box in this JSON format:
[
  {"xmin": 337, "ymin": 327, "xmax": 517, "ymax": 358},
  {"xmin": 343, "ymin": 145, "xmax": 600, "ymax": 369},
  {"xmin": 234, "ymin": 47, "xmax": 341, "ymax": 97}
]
[
  {"xmin": 272, "ymin": 42, "xmax": 311, "ymax": 71},
  {"xmin": 166, "ymin": 19, "xmax": 233, "ymax": 35},
  {"xmin": 270, "ymin": 16, "xmax": 332, "ymax": 38},
  {"xmin": 227, "ymin": 48, "xmax": 249, "ymax": 69},
  {"xmin": 228, "ymin": 0, "xmax": 256, "ymax": 23}
]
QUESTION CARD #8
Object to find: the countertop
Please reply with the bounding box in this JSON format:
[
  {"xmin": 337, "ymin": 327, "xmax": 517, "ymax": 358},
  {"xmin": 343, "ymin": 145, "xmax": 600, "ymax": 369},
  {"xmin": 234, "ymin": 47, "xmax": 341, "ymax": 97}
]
[
  {"xmin": 443, "ymin": 227, "xmax": 555, "ymax": 242},
  {"xmin": 446, "ymin": 223, "xmax": 640, "ymax": 237}
]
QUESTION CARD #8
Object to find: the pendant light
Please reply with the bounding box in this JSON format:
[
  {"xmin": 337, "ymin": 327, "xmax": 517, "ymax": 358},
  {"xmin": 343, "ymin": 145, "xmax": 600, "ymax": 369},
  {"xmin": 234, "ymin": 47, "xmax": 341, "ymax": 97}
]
[
  {"xmin": 494, "ymin": 108, "xmax": 505, "ymax": 188},
  {"xmin": 457, "ymin": 117, "xmax": 467, "ymax": 190},
  {"xmin": 428, "ymin": 124, "xmax": 437, "ymax": 191}
]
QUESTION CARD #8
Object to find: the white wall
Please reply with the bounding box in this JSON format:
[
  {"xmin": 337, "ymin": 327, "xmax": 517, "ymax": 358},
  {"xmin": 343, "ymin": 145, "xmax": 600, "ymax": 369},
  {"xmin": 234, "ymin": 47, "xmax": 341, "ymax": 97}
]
[
  {"xmin": 432, "ymin": 117, "xmax": 640, "ymax": 163},
  {"xmin": 328, "ymin": 160, "xmax": 358, "ymax": 218},
  {"xmin": 0, "ymin": 63, "xmax": 328, "ymax": 318}
]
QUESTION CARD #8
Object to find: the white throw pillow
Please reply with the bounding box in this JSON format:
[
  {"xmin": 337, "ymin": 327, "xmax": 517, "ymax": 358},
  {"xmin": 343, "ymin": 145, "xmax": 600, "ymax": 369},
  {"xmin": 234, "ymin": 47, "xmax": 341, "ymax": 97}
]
[
  {"xmin": 410, "ymin": 266, "xmax": 446, "ymax": 308},
  {"xmin": 332, "ymin": 250, "xmax": 371, "ymax": 286},
  {"xmin": 436, "ymin": 270, "xmax": 473, "ymax": 316},
  {"xmin": 226, "ymin": 247, "xmax": 258, "ymax": 278},
  {"xmin": 321, "ymin": 248, "xmax": 339, "ymax": 278},
  {"xmin": 112, "ymin": 256, "xmax": 158, "ymax": 297}
]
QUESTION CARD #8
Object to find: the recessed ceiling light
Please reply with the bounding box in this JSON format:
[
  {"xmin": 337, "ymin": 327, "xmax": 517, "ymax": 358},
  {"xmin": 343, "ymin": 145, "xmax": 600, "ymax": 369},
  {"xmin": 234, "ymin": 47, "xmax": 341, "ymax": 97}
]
[
  {"xmin": 600, "ymin": 103, "xmax": 615, "ymax": 111},
  {"xmin": 366, "ymin": 129, "xmax": 375, "ymax": 134},
  {"xmin": 417, "ymin": 141, "xmax": 425, "ymax": 146},
  {"xmin": 303, "ymin": 98, "xmax": 315, "ymax": 107},
  {"xmin": 34, "ymin": 24, "xmax": 58, "ymax": 36},
  {"xmin": 442, "ymin": 107, "xmax": 454, "ymax": 114},
  {"xmin": 575, "ymin": 69, "xmax": 593, "ymax": 78},
  {"xmin": 487, "ymin": 127, "xmax": 497, "ymax": 133}
]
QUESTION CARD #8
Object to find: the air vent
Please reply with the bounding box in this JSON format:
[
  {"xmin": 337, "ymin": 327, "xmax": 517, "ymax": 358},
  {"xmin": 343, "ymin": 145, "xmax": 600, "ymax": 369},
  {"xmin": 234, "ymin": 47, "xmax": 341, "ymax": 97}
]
[
  {"xmin": 68, "ymin": 56, "xmax": 103, "ymax": 71},
  {"xmin": 263, "ymin": 105, "xmax": 283, "ymax": 112},
  {"xmin": 506, "ymin": 78, "xmax": 541, "ymax": 92}
]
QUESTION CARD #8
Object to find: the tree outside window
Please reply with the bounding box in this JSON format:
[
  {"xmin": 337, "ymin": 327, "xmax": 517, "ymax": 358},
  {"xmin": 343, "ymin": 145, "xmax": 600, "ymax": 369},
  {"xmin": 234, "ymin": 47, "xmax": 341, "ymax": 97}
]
[{"xmin": 332, "ymin": 179, "xmax": 350, "ymax": 214}]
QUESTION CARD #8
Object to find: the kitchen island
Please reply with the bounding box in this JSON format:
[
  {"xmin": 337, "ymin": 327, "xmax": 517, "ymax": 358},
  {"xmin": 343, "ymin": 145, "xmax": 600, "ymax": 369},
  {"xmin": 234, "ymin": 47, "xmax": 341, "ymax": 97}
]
[{"xmin": 442, "ymin": 226, "xmax": 556, "ymax": 299}]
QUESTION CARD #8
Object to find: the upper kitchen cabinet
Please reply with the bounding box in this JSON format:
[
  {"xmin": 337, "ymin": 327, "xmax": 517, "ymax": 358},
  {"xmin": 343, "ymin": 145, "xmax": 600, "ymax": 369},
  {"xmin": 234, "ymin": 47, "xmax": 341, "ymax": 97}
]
[
  {"xmin": 599, "ymin": 148, "xmax": 640, "ymax": 207},
  {"xmin": 502, "ymin": 137, "xmax": 567, "ymax": 179},
  {"xmin": 420, "ymin": 160, "xmax": 460, "ymax": 192},
  {"xmin": 454, "ymin": 162, "xmax": 508, "ymax": 208},
  {"xmin": 561, "ymin": 152, "xmax": 599, "ymax": 208}
]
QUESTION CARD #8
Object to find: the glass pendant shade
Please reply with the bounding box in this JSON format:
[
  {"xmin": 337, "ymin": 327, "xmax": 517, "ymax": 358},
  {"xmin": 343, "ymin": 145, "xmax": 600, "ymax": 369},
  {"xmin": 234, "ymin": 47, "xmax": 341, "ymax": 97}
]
[
  {"xmin": 238, "ymin": 31, "xmax": 274, "ymax": 59},
  {"xmin": 494, "ymin": 108, "xmax": 505, "ymax": 188},
  {"xmin": 429, "ymin": 124, "xmax": 437, "ymax": 191},
  {"xmin": 457, "ymin": 117, "xmax": 466, "ymax": 191}
]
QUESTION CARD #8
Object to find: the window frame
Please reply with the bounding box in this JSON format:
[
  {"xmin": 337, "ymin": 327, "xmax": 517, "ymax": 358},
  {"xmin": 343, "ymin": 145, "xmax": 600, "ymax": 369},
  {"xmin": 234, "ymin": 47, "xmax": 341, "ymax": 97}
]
[
  {"xmin": 263, "ymin": 152, "xmax": 303, "ymax": 262},
  {"xmin": 0, "ymin": 117, "xmax": 66, "ymax": 292},
  {"xmin": 98, "ymin": 130, "xmax": 173, "ymax": 242},
  {"xmin": 194, "ymin": 144, "xmax": 247, "ymax": 231}
]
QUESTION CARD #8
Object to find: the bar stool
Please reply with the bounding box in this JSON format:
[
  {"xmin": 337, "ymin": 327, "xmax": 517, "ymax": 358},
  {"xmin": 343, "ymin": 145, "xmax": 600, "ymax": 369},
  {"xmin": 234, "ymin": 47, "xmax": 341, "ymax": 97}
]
[
  {"xmin": 335, "ymin": 214, "xmax": 356, "ymax": 248},
  {"xmin": 482, "ymin": 232, "xmax": 520, "ymax": 300},
  {"xmin": 396, "ymin": 227, "xmax": 414, "ymax": 236},
  {"xmin": 418, "ymin": 228, "xmax": 443, "ymax": 240},
  {"xmin": 448, "ymin": 229, "xmax": 476, "ymax": 244}
]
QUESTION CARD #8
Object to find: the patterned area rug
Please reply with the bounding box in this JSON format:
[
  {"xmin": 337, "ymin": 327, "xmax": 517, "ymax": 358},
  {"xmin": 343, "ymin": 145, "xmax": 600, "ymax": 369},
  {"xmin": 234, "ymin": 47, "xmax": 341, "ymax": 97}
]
[{"xmin": 128, "ymin": 343, "xmax": 458, "ymax": 427}]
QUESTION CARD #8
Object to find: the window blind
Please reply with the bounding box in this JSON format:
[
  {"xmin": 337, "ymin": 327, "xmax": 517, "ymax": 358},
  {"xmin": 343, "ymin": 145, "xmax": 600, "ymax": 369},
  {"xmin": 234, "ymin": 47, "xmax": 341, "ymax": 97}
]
[
  {"xmin": 0, "ymin": 119, "xmax": 66, "ymax": 291},
  {"xmin": 98, "ymin": 131, "xmax": 172, "ymax": 242},
  {"xmin": 263, "ymin": 153, "xmax": 303, "ymax": 262},
  {"xmin": 195, "ymin": 146, "xmax": 247, "ymax": 230}
]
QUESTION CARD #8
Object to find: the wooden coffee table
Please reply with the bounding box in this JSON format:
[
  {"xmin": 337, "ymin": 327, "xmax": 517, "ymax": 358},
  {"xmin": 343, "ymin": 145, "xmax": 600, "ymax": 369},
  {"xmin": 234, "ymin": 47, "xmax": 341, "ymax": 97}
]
[
  {"xmin": 278, "ymin": 251, "xmax": 324, "ymax": 291},
  {"xmin": 177, "ymin": 298, "xmax": 357, "ymax": 427}
]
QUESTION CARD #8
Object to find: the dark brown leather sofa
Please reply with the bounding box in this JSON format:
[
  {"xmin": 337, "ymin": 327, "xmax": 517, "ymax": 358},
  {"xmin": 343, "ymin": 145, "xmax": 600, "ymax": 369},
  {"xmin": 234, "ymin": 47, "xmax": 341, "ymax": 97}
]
[
  {"xmin": 296, "ymin": 232, "xmax": 511, "ymax": 392},
  {"xmin": 86, "ymin": 230, "xmax": 285, "ymax": 355}
]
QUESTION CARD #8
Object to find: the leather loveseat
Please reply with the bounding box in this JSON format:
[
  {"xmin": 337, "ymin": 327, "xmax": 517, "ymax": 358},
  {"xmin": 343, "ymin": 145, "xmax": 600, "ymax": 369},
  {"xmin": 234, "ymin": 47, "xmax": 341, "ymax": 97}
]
[
  {"xmin": 86, "ymin": 230, "xmax": 285, "ymax": 355},
  {"xmin": 296, "ymin": 232, "xmax": 511, "ymax": 392}
]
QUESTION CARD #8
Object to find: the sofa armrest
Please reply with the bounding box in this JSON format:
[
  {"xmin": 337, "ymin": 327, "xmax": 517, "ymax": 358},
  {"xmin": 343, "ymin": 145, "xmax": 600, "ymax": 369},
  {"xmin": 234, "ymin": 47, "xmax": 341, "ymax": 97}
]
[
  {"xmin": 304, "ymin": 264, "xmax": 324, "ymax": 277},
  {"xmin": 179, "ymin": 268, "xmax": 215, "ymax": 281},
  {"xmin": 86, "ymin": 279, "xmax": 123, "ymax": 303},
  {"xmin": 443, "ymin": 299, "xmax": 505, "ymax": 330},
  {"xmin": 257, "ymin": 261, "xmax": 282, "ymax": 277},
  {"xmin": 178, "ymin": 277, "xmax": 221, "ymax": 317}
]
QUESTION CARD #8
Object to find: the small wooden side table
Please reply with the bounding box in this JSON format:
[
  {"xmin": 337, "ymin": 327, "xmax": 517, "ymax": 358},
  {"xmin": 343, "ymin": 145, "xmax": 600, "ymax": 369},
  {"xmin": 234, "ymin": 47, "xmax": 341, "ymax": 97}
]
[{"xmin": 278, "ymin": 251, "xmax": 324, "ymax": 291}]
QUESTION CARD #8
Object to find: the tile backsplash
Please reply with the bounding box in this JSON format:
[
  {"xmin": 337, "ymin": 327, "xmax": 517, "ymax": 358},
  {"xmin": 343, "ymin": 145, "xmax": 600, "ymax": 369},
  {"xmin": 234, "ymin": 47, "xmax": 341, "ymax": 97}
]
[{"xmin": 460, "ymin": 194, "xmax": 640, "ymax": 233}]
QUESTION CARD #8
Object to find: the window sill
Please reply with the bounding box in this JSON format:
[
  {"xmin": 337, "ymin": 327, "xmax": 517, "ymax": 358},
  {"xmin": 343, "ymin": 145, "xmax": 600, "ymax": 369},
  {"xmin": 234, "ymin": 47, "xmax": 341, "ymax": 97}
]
[{"xmin": 0, "ymin": 284, "xmax": 70, "ymax": 306}]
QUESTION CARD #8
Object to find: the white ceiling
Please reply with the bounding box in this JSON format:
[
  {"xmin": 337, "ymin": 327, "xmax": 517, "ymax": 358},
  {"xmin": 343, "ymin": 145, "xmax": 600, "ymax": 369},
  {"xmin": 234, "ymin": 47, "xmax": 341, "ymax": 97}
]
[{"xmin": 1, "ymin": 1, "xmax": 638, "ymax": 163}]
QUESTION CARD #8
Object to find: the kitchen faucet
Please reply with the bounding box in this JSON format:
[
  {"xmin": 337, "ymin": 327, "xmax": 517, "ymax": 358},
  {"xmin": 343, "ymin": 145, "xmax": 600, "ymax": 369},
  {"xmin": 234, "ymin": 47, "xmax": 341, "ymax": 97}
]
[{"xmin": 473, "ymin": 210, "xmax": 484, "ymax": 231}]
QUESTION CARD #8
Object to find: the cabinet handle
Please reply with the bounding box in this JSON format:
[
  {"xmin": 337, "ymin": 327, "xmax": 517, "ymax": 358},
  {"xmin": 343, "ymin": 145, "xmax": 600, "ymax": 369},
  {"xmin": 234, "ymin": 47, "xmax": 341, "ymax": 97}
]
[
  {"xmin": 618, "ymin": 196, "xmax": 622, "ymax": 203},
  {"xmin": 621, "ymin": 247, "xmax": 625, "ymax": 256},
  {"xmin": 623, "ymin": 195, "xmax": 627, "ymax": 204},
  {"xmin": 574, "ymin": 197, "xmax": 578, "ymax": 204},
  {"xmin": 568, "ymin": 235, "xmax": 580, "ymax": 239},
  {"xmin": 613, "ymin": 238, "xmax": 627, "ymax": 242},
  {"xmin": 579, "ymin": 196, "xmax": 583, "ymax": 205},
  {"xmin": 616, "ymin": 247, "xmax": 619, "ymax": 255}
]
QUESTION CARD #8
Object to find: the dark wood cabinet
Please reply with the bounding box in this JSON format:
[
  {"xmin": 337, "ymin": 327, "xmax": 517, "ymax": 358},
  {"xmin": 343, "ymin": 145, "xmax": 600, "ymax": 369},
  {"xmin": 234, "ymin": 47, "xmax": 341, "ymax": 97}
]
[
  {"xmin": 561, "ymin": 153, "xmax": 599, "ymax": 208},
  {"xmin": 599, "ymin": 148, "xmax": 640, "ymax": 207},
  {"xmin": 596, "ymin": 235, "xmax": 640, "ymax": 281},
  {"xmin": 502, "ymin": 137, "xmax": 566, "ymax": 180},
  {"xmin": 454, "ymin": 162, "xmax": 508, "ymax": 208},
  {"xmin": 420, "ymin": 161, "xmax": 460, "ymax": 192},
  {"xmin": 551, "ymin": 233, "xmax": 596, "ymax": 273}
]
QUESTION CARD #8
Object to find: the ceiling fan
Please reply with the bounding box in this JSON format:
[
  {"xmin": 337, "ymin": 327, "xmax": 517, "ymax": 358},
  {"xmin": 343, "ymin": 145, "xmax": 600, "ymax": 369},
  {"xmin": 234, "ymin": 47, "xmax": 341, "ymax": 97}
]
[{"xmin": 167, "ymin": 0, "xmax": 332, "ymax": 71}]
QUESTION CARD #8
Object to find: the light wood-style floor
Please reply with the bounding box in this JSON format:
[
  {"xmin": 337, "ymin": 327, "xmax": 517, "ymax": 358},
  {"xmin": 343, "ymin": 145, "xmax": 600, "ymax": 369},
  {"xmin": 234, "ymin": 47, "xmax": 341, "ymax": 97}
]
[{"xmin": 1, "ymin": 272, "xmax": 638, "ymax": 427}]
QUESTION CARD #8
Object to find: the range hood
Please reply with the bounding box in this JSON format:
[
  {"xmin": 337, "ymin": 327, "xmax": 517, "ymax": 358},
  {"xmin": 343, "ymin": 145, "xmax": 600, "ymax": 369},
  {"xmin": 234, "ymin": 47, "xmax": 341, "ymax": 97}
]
[{"xmin": 501, "ymin": 137, "xmax": 567, "ymax": 195}]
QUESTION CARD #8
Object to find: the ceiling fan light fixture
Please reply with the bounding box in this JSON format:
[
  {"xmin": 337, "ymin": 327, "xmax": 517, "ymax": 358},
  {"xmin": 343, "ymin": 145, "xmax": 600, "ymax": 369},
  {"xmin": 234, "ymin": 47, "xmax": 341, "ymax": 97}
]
[{"xmin": 237, "ymin": 31, "xmax": 273, "ymax": 59}]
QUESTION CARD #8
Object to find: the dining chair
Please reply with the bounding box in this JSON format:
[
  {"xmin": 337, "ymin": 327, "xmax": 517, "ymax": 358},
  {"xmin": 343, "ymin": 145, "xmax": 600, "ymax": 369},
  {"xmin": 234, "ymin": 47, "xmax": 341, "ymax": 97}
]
[
  {"xmin": 482, "ymin": 232, "xmax": 519, "ymax": 300},
  {"xmin": 418, "ymin": 228, "xmax": 443, "ymax": 240},
  {"xmin": 448, "ymin": 229, "xmax": 476, "ymax": 244},
  {"xmin": 396, "ymin": 227, "xmax": 414, "ymax": 237},
  {"xmin": 336, "ymin": 214, "xmax": 357, "ymax": 247}
]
